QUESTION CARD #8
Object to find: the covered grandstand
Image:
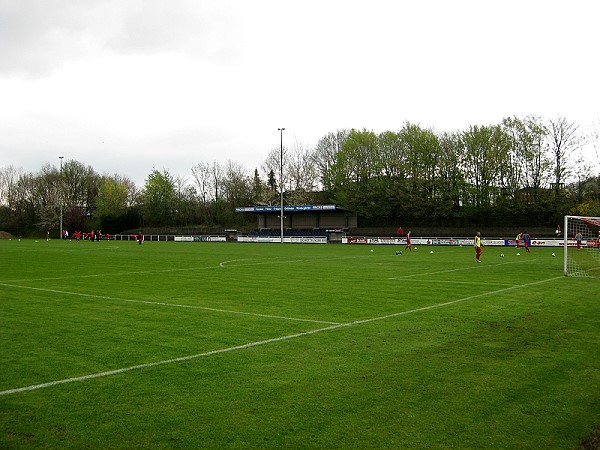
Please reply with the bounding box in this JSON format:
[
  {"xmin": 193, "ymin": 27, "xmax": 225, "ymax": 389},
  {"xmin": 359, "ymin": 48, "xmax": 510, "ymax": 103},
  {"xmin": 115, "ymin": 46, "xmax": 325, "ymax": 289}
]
[{"xmin": 235, "ymin": 204, "xmax": 357, "ymax": 243}]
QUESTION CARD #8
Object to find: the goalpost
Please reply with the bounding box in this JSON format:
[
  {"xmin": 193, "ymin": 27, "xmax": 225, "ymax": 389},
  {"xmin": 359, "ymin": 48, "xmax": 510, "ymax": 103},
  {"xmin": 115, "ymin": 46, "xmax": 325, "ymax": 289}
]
[{"xmin": 564, "ymin": 215, "xmax": 600, "ymax": 277}]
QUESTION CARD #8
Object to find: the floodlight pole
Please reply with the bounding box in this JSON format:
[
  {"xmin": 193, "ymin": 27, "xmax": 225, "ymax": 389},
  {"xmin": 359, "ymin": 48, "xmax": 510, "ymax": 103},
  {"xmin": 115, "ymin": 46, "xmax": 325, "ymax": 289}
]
[
  {"xmin": 59, "ymin": 156, "xmax": 64, "ymax": 240},
  {"xmin": 278, "ymin": 127, "xmax": 285, "ymax": 244}
]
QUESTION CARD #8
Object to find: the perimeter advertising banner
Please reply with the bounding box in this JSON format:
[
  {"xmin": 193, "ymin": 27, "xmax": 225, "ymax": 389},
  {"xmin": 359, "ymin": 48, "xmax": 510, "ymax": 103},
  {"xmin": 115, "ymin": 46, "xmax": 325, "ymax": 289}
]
[
  {"xmin": 343, "ymin": 237, "xmax": 570, "ymax": 247},
  {"xmin": 174, "ymin": 236, "xmax": 227, "ymax": 242},
  {"xmin": 238, "ymin": 236, "xmax": 326, "ymax": 244}
]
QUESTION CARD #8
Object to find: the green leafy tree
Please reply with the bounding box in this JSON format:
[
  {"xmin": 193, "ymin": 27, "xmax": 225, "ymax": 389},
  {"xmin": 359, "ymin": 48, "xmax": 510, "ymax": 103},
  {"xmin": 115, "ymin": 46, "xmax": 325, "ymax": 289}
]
[
  {"xmin": 461, "ymin": 125, "xmax": 506, "ymax": 208},
  {"xmin": 95, "ymin": 177, "xmax": 129, "ymax": 219},
  {"xmin": 312, "ymin": 129, "xmax": 349, "ymax": 192},
  {"xmin": 377, "ymin": 130, "xmax": 407, "ymax": 179},
  {"xmin": 8, "ymin": 170, "xmax": 48, "ymax": 235},
  {"xmin": 30, "ymin": 164, "xmax": 61, "ymax": 232},
  {"xmin": 501, "ymin": 116, "xmax": 552, "ymax": 225},
  {"xmin": 93, "ymin": 177, "xmax": 132, "ymax": 232},
  {"xmin": 436, "ymin": 132, "xmax": 466, "ymax": 225},
  {"xmin": 60, "ymin": 160, "xmax": 100, "ymax": 231},
  {"xmin": 399, "ymin": 123, "xmax": 442, "ymax": 222},
  {"xmin": 251, "ymin": 169, "xmax": 261, "ymax": 200},
  {"xmin": 330, "ymin": 129, "xmax": 380, "ymax": 219},
  {"xmin": 142, "ymin": 169, "xmax": 177, "ymax": 226}
]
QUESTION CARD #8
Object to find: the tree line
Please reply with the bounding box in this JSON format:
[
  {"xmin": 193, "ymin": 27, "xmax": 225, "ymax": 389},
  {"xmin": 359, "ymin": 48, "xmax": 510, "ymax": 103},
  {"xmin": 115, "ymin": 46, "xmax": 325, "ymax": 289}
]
[{"xmin": 0, "ymin": 116, "xmax": 598, "ymax": 237}]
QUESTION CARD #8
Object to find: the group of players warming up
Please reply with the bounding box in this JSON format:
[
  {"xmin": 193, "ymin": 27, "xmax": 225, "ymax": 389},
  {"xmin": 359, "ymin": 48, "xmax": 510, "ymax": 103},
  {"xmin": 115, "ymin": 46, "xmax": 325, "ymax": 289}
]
[
  {"xmin": 475, "ymin": 230, "xmax": 531, "ymax": 263},
  {"xmin": 397, "ymin": 225, "xmax": 599, "ymax": 264},
  {"xmin": 396, "ymin": 227, "xmax": 576, "ymax": 263}
]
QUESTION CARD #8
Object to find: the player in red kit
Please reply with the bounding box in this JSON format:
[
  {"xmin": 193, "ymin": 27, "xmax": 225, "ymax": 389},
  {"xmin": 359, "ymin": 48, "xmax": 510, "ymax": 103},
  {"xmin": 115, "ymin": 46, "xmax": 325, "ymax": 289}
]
[
  {"xmin": 405, "ymin": 230, "xmax": 412, "ymax": 251},
  {"xmin": 523, "ymin": 231, "xmax": 531, "ymax": 253},
  {"xmin": 475, "ymin": 231, "xmax": 483, "ymax": 262}
]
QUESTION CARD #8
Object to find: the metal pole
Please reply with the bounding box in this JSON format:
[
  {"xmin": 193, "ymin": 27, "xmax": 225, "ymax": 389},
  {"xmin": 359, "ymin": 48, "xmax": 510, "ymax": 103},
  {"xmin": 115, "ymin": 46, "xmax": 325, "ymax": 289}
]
[
  {"xmin": 59, "ymin": 156, "xmax": 64, "ymax": 240},
  {"xmin": 278, "ymin": 128, "xmax": 285, "ymax": 244},
  {"xmin": 563, "ymin": 215, "xmax": 568, "ymax": 276}
]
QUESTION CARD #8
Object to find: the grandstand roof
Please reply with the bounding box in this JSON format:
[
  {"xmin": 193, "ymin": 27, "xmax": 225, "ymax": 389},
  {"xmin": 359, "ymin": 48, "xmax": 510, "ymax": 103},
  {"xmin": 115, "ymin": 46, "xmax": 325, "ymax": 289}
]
[{"xmin": 235, "ymin": 204, "xmax": 350, "ymax": 214}]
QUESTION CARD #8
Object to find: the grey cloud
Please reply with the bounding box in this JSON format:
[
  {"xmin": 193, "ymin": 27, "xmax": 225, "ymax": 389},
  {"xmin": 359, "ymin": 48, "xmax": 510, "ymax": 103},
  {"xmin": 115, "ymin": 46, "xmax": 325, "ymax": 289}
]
[
  {"xmin": 0, "ymin": 0, "xmax": 105, "ymax": 76},
  {"xmin": 106, "ymin": 2, "xmax": 203, "ymax": 53},
  {"xmin": 0, "ymin": 0, "xmax": 241, "ymax": 77}
]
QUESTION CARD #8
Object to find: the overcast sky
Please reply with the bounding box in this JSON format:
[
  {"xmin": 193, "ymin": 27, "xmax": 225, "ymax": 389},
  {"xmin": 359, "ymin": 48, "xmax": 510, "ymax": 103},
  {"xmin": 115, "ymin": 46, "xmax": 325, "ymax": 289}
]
[{"xmin": 1, "ymin": 0, "xmax": 599, "ymax": 187}]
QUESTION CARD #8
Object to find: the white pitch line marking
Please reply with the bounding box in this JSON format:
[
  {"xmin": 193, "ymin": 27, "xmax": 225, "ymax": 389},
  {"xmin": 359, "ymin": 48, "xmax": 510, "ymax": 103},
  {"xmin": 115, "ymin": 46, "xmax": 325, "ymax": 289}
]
[
  {"xmin": 349, "ymin": 276, "xmax": 562, "ymax": 326},
  {"xmin": 0, "ymin": 255, "xmax": 365, "ymax": 284},
  {"xmin": 0, "ymin": 265, "xmax": 221, "ymax": 283},
  {"xmin": 386, "ymin": 260, "xmax": 519, "ymax": 280},
  {"xmin": 400, "ymin": 279, "xmax": 515, "ymax": 287},
  {"xmin": 0, "ymin": 276, "xmax": 562, "ymax": 397},
  {"xmin": 0, "ymin": 283, "xmax": 340, "ymax": 326}
]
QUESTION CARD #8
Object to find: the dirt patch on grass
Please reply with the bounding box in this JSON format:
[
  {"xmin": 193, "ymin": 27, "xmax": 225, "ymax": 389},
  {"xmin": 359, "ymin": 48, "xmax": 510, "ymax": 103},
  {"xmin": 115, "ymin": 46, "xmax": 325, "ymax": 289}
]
[
  {"xmin": 581, "ymin": 424, "xmax": 600, "ymax": 449},
  {"xmin": 0, "ymin": 231, "xmax": 16, "ymax": 239}
]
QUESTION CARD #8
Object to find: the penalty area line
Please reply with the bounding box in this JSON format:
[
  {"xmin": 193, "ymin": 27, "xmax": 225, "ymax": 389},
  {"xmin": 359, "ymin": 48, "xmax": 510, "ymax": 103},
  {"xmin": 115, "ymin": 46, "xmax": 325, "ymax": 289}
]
[{"xmin": 0, "ymin": 275, "xmax": 562, "ymax": 397}]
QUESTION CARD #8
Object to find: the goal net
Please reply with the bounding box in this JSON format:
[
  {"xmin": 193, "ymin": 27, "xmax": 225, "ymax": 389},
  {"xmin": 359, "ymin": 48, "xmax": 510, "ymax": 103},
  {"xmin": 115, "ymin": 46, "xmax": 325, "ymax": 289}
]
[{"xmin": 564, "ymin": 215, "xmax": 600, "ymax": 277}]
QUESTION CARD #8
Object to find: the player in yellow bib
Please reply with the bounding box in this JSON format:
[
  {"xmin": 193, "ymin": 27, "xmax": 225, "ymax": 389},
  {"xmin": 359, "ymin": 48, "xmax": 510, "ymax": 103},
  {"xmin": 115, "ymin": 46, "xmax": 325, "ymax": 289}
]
[{"xmin": 475, "ymin": 231, "xmax": 483, "ymax": 262}]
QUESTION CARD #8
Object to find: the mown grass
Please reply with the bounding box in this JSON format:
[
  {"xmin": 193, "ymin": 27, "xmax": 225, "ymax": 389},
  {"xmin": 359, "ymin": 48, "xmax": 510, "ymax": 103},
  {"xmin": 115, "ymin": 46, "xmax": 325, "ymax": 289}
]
[{"xmin": 1, "ymin": 239, "xmax": 599, "ymax": 448}]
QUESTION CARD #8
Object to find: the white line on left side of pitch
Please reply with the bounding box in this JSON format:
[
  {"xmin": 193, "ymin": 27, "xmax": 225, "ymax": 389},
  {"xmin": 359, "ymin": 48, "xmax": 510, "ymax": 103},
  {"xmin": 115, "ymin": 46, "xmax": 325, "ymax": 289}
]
[{"xmin": 0, "ymin": 275, "xmax": 562, "ymax": 397}]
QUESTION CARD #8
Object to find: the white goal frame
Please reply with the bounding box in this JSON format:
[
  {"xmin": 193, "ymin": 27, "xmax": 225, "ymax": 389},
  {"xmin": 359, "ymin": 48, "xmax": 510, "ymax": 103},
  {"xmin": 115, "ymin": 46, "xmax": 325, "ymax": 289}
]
[{"xmin": 563, "ymin": 215, "xmax": 600, "ymax": 277}]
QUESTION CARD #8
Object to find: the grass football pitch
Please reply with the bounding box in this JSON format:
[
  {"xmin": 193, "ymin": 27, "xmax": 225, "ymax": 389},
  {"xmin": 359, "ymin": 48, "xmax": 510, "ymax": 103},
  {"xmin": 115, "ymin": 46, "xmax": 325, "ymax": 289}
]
[{"xmin": 1, "ymin": 239, "xmax": 599, "ymax": 449}]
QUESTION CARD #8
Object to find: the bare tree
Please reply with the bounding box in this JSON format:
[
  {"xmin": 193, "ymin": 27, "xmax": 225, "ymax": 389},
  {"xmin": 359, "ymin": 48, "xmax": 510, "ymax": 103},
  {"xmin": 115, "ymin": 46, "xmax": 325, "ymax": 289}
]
[
  {"xmin": 261, "ymin": 144, "xmax": 288, "ymax": 195},
  {"xmin": 586, "ymin": 119, "xmax": 600, "ymax": 175},
  {"xmin": 502, "ymin": 116, "xmax": 549, "ymax": 190},
  {"xmin": 191, "ymin": 162, "xmax": 219, "ymax": 225},
  {"xmin": 211, "ymin": 161, "xmax": 223, "ymax": 201},
  {"xmin": 221, "ymin": 160, "xmax": 251, "ymax": 206},
  {"xmin": 287, "ymin": 139, "xmax": 319, "ymax": 204},
  {"xmin": 548, "ymin": 116, "xmax": 580, "ymax": 190},
  {"xmin": 191, "ymin": 162, "xmax": 212, "ymax": 205},
  {"xmin": 191, "ymin": 160, "xmax": 224, "ymax": 202},
  {"xmin": 261, "ymin": 138, "xmax": 320, "ymax": 205},
  {"xmin": 572, "ymin": 152, "xmax": 593, "ymax": 203},
  {"xmin": 0, "ymin": 165, "xmax": 24, "ymax": 207}
]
